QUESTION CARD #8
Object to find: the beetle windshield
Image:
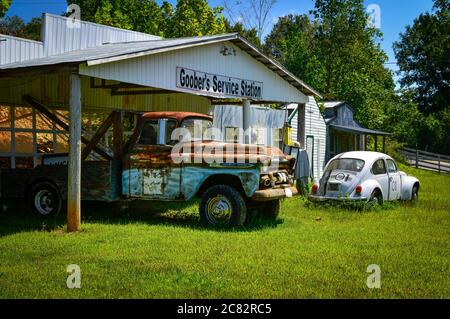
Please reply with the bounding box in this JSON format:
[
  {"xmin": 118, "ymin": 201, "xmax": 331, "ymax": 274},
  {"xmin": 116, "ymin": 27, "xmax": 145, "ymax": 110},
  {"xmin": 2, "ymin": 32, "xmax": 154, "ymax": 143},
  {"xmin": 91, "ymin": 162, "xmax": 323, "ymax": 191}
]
[{"xmin": 326, "ymin": 158, "xmax": 365, "ymax": 173}]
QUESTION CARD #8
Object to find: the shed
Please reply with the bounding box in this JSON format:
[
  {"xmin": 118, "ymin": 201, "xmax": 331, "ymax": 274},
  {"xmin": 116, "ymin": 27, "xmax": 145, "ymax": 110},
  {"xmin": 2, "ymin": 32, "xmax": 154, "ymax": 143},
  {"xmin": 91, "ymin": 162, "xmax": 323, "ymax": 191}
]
[
  {"xmin": 0, "ymin": 13, "xmax": 320, "ymax": 231},
  {"xmin": 323, "ymin": 101, "xmax": 391, "ymax": 161}
]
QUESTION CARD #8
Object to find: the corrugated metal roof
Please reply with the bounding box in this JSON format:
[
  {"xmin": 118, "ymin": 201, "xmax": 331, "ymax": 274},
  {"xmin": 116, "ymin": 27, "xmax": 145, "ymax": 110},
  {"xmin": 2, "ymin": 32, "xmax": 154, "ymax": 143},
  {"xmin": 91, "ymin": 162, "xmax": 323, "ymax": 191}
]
[
  {"xmin": 324, "ymin": 101, "xmax": 344, "ymax": 109},
  {"xmin": 0, "ymin": 32, "xmax": 321, "ymax": 98},
  {"xmin": 330, "ymin": 124, "xmax": 391, "ymax": 136}
]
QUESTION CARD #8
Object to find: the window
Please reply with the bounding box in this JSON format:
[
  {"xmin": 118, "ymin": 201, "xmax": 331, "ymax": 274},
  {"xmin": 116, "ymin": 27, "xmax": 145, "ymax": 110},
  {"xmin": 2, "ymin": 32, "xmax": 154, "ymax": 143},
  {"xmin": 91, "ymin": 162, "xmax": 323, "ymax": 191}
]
[
  {"xmin": 138, "ymin": 120, "xmax": 158, "ymax": 145},
  {"xmin": 326, "ymin": 158, "xmax": 365, "ymax": 173},
  {"xmin": 386, "ymin": 159, "xmax": 398, "ymax": 173},
  {"xmin": 225, "ymin": 127, "xmax": 239, "ymax": 143},
  {"xmin": 165, "ymin": 120, "xmax": 178, "ymax": 145},
  {"xmin": 372, "ymin": 159, "xmax": 387, "ymax": 175},
  {"xmin": 180, "ymin": 118, "xmax": 213, "ymax": 141}
]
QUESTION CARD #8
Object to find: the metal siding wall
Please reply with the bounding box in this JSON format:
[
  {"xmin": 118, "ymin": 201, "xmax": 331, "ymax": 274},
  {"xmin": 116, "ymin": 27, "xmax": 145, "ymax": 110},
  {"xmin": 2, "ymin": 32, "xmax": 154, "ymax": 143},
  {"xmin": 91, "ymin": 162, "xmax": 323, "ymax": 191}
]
[
  {"xmin": 0, "ymin": 35, "xmax": 44, "ymax": 66},
  {"xmin": 43, "ymin": 14, "xmax": 160, "ymax": 56},
  {"xmin": 305, "ymin": 96, "xmax": 327, "ymax": 180},
  {"xmin": 79, "ymin": 42, "xmax": 308, "ymax": 104}
]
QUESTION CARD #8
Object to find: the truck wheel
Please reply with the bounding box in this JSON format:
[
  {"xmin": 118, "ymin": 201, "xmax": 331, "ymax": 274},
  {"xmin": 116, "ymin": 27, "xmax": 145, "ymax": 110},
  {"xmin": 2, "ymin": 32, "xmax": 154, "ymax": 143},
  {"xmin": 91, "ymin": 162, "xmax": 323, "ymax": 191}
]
[
  {"xmin": 200, "ymin": 185, "xmax": 247, "ymax": 227},
  {"xmin": 262, "ymin": 200, "xmax": 280, "ymax": 219},
  {"xmin": 29, "ymin": 182, "xmax": 62, "ymax": 218}
]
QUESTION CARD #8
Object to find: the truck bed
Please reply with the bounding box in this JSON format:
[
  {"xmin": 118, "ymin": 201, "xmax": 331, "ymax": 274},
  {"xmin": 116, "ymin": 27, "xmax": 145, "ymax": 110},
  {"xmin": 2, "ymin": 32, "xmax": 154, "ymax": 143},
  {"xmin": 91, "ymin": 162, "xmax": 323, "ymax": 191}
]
[{"xmin": 0, "ymin": 161, "xmax": 121, "ymax": 202}]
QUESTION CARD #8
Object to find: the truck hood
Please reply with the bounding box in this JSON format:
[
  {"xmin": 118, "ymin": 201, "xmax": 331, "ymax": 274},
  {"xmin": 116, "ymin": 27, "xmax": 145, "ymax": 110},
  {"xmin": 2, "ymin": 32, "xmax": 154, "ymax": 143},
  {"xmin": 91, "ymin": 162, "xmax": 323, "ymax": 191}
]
[{"xmin": 172, "ymin": 140, "xmax": 293, "ymax": 167}]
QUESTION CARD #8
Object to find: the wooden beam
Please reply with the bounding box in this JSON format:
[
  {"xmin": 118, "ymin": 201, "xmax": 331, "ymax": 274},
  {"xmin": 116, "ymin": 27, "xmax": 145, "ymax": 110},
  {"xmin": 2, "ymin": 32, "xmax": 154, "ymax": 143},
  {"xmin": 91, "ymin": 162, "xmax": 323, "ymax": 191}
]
[
  {"xmin": 297, "ymin": 104, "xmax": 306, "ymax": 149},
  {"xmin": 113, "ymin": 112, "xmax": 124, "ymax": 160},
  {"xmin": 110, "ymin": 88, "xmax": 180, "ymax": 96},
  {"xmin": 23, "ymin": 95, "xmax": 112, "ymax": 160},
  {"xmin": 81, "ymin": 112, "xmax": 115, "ymax": 161},
  {"xmin": 67, "ymin": 73, "xmax": 82, "ymax": 233}
]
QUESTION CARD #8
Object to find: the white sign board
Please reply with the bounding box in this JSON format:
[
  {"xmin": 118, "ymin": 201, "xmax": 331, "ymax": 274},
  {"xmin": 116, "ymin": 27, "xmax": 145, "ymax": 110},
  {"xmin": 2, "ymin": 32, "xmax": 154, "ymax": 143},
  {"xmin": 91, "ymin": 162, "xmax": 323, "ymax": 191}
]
[{"xmin": 176, "ymin": 67, "xmax": 263, "ymax": 100}]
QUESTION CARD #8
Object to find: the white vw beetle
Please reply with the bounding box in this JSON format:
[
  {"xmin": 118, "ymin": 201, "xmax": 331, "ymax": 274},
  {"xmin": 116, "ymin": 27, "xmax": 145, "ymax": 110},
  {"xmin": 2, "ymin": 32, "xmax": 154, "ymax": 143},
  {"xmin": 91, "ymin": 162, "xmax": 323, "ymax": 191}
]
[{"xmin": 309, "ymin": 152, "xmax": 420, "ymax": 204}]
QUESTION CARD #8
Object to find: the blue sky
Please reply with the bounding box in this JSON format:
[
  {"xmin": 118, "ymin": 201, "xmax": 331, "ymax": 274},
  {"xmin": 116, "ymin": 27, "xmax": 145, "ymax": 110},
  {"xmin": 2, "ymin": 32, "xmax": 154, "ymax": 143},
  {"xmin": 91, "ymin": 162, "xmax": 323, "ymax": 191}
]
[{"xmin": 5, "ymin": 0, "xmax": 435, "ymax": 77}]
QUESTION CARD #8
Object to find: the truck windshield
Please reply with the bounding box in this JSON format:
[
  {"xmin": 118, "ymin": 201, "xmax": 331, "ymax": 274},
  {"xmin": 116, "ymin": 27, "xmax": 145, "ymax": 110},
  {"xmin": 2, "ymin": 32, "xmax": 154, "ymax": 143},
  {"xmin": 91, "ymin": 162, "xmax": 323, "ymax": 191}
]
[
  {"xmin": 179, "ymin": 118, "xmax": 214, "ymax": 141},
  {"xmin": 326, "ymin": 158, "xmax": 365, "ymax": 173}
]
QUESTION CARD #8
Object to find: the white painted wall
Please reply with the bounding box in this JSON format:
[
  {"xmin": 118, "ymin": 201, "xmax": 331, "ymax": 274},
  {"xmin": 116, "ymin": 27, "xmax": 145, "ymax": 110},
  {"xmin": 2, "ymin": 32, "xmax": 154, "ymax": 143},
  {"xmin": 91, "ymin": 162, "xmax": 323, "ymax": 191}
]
[
  {"xmin": 287, "ymin": 96, "xmax": 327, "ymax": 180},
  {"xmin": 80, "ymin": 41, "xmax": 308, "ymax": 104}
]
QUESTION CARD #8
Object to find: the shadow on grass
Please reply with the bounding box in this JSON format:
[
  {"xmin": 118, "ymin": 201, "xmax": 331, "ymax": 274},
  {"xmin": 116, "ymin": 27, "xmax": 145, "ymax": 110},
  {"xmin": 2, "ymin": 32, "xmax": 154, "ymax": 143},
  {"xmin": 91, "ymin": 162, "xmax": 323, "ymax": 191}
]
[{"xmin": 0, "ymin": 199, "xmax": 283, "ymax": 237}]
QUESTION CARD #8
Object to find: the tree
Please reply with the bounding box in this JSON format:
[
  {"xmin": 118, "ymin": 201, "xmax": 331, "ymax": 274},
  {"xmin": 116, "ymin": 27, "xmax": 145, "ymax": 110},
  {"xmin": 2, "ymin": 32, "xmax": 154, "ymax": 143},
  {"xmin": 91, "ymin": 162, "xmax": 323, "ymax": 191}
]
[
  {"xmin": 224, "ymin": 20, "xmax": 261, "ymax": 48},
  {"xmin": 223, "ymin": 0, "xmax": 277, "ymax": 43},
  {"xmin": 0, "ymin": 15, "xmax": 42, "ymax": 40},
  {"xmin": 0, "ymin": 0, "xmax": 11, "ymax": 19},
  {"xmin": 168, "ymin": 0, "xmax": 227, "ymax": 37},
  {"xmin": 393, "ymin": 0, "xmax": 450, "ymax": 114},
  {"xmin": 264, "ymin": 14, "xmax": 326, "ymax": 93},
  {"xmin": 67, "ymin": 0, "xmax": 103, "ymax": 22},
  {"xmin": 69, "ymin": 0, "xmax": 228, "ymax": 38}
]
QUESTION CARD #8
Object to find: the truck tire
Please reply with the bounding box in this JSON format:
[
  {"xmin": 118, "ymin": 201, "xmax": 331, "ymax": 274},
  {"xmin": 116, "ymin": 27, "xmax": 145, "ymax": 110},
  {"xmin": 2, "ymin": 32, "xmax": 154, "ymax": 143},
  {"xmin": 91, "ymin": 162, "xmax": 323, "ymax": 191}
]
[
  {"xmin": 200, "ymin": 185, "xmax": 247, "ymax": 227},
  {"xmin": 262, "ymin": 200, "xmax": 280, "ymax": 219},
  {"xmin": 29, "ymin": 182, "xmax": 62, "ymax": 218}
]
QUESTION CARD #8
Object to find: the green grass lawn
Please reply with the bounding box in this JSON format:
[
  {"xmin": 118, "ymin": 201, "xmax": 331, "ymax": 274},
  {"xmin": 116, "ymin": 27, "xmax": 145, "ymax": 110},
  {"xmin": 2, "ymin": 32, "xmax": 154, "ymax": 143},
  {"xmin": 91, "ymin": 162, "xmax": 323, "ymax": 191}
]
[{"xmin": 0, "ymin": 165, "xmax": 449, "ymax": 299}]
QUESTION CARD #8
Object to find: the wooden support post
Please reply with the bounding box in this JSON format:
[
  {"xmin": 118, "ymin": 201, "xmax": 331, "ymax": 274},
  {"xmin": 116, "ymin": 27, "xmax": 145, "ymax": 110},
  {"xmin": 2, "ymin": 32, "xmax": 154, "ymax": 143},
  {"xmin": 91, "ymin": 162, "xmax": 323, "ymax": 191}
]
[
  {"xmin": 81, "ymin": 112, "xmax": 115, "ymax": 160},
  {"xmin": 113, "ymin": 112, "xmax": 124, "ymax": 159},
  {"xmin": 415, "ymin": 148, "xmax": 419, "ymax": 169},
  {"xmin": 67, "ymin": 74, "xmax": 82, "ymax": 233},
  {"xmin": 243, "ymin": 99, "xmax": 251, "ymax": 144},
  {"xmin": 374, "ymin": 135, "xmax": 378, "ymax": 152},
  {"xmin": 383, "ymin": 136, "xmax": 386, "ymax": 154},
  {"xmin": 297, "ymin": 103, "xmax": 306, "ymax": 149},
  {"xmin": 438, "ymin": 155, "xmax": 441, "ymax": 174}
]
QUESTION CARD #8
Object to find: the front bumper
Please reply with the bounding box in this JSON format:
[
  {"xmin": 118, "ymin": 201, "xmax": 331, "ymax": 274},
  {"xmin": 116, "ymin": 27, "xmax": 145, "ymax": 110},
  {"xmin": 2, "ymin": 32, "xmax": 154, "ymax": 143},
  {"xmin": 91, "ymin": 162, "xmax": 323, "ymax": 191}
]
[
  {"xmin": 308, "ymin": 195, "xmax": 368, "ymax": 202},
  {"xmin": 252, "ymin": 186, "xmax": 298, "ymax": 202}
]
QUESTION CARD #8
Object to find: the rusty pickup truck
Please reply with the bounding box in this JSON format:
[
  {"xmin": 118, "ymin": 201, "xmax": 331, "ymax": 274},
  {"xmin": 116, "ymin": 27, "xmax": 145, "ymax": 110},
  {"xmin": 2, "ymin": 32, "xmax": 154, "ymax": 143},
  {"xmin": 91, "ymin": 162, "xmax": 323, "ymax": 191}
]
[{"xmin": 0, "ymin": 111, "xmax": 298, "ymax": 227}]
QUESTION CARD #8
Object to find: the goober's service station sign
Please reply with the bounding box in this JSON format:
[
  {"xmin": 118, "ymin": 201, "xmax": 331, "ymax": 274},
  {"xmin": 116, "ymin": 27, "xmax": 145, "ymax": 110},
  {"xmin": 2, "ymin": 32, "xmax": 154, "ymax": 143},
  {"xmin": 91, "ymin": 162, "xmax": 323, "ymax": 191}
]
[{"xmin": 176, "ymin": 67, "xmax": 263, "ymax": 100}]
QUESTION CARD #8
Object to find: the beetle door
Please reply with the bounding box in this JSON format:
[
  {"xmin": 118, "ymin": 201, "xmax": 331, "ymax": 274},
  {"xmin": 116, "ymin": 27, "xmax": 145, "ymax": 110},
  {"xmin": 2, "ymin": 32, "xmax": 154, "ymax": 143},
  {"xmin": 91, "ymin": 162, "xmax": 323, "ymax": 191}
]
[
  {"xmin": 371, "ymin": 159, "xmax": 389, "ymax": 200},
  {"xmin": 122, "ymin": 118, "xmax": 181, "ymax": 200},
  {"xmin": 386, "ymin": 159, "xmax": 401, "ymax": 200}
]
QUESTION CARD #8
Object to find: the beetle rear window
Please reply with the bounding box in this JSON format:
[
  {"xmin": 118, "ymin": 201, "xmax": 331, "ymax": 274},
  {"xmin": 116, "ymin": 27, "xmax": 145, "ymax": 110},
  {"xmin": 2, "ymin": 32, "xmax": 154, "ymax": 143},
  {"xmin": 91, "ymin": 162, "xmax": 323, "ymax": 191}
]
[{"xmin": 326, "ymin": 158, "xmax": 365, "ymax": 173}]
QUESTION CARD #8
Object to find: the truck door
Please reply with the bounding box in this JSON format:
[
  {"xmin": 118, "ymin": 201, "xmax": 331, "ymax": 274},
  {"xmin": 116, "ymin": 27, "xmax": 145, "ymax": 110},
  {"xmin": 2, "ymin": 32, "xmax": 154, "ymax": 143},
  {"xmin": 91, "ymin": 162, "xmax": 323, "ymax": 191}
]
[
  {"xmin": 122, "ymin": 118, "xmax": 181, "ymax": 200},
  {"xmin": 386, "ymin": 159, "xmax": 401, "ymax": 200}
]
